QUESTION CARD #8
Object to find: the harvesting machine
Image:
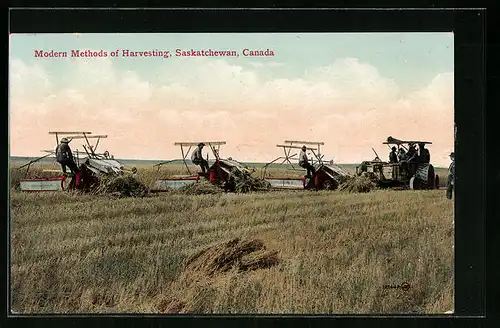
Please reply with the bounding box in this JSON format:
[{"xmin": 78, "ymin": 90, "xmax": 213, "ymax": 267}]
[
  {"xmin": 153, "ymin": 141, "xmax": 257, "ymax": 192},
  {"xmin": 261, "ymin": 140, "xmax": 352, "ymax": 190},
  {"xmin": 16, "ymin": 131, "xmax": 136, "ymax": 192}
]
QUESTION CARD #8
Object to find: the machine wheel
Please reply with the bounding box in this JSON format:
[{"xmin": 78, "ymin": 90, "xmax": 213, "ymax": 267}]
[
  {"xmin": 322, "ymin": 179, "xmax": 337, "ymax": 190},
  {"xmin": 409, "ymin": 176, "xmax": 421, "ymax": 190},
  {"xmin": 435, "ymin": 174, "xmax": 440, "ymax": 189}
]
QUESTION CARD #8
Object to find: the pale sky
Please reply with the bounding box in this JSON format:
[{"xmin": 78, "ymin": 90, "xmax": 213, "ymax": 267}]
[{"xmin": 9, "ymin": 32, "xmax": 454, "ymax": 166}]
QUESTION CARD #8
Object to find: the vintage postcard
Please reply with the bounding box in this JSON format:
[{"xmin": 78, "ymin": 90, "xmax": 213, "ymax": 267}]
[{"xmin": 9, "ymin": 32, "xmax": 455, "ymax": 314}]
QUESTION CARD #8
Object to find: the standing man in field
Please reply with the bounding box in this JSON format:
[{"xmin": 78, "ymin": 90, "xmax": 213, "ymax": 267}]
[
  {"xmin": 55, "ymin": 138, "xmax": 80, "ymax": 176},
  {"xmin": 446, "ymin": 152, "xmax": 455, "ymax": 200},
  {"xmin": 191, "ymin": 142, "xmax": 210, "ymax": 174},
  {"xmin": 299, "ymin": 145, "xmax": 315, "ymax": 177}
]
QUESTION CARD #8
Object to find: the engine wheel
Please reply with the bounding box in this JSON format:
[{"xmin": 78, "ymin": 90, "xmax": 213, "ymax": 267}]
[
  {"xmin": 409, "ymin": 176, "xmax": 421, "ymax": 190},
  {"xmin": 413, "ymin": 164, "xmax": 436, "ymax": 190}
]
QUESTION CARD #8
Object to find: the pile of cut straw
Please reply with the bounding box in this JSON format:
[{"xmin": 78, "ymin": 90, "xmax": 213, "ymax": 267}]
[
  {"xmin": 338, "ymin": 174, "xmax": 378, "ymax": 193},
  {"xmin": 92, "ymin": 174, "xmax": 149, "ymax": 197},
  {"xmin": 230, "ymin": 168, "xmax": 271, "ymax": 193}
]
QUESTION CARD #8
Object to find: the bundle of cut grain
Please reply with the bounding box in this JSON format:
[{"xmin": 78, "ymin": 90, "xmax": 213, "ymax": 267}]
[
  {"xmin": 184, "ymin": 238, "xmax": 279, "ymax": 276},
  {"xmin": 230, "ymin": 168, "xmax": 271, "ymax": 193},
  {"xmin": 92, "ymin": 174, "xmax": 150, "ymax": 197},
  {"xmin": 339, "ymin": 174, "xmax": 377, "ymax": 193}
]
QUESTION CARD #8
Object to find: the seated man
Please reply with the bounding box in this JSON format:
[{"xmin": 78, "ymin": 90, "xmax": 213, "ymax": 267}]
[
  {"xmin": 55, "ymin": 138, "xmax": 80, "ymax": 175},
  {"xmin": 299, "ymin": 145, "xmax": 316, "ymax": 177},
  {"xmin": 389, "ymin": 147, "xmax": 398, "ymax": 163},
  {"xmin": 191, "ymin": 142, "xmax": 210, "ymax": 174}
]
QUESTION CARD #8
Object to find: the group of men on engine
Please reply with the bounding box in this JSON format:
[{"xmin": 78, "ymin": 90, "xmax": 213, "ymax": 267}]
[{"xmin": 388, "ymin": 142, "xmax": 430, "ymax": 164}]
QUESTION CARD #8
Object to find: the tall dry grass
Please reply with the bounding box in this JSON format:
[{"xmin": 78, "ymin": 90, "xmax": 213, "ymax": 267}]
[{"xmin": 10, "ymin": 165, "xmax": 454, "ymax": 314}]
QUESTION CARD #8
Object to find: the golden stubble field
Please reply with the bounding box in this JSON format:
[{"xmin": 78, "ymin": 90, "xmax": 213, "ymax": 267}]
[{"xmin": 9, "ymin": 163, "xmax": 454, "ymax": 314}]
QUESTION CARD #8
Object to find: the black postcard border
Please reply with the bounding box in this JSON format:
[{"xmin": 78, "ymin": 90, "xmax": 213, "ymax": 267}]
[{"xmin": 5, "ymin": 7, "xmax": 488, "ymax": 328}]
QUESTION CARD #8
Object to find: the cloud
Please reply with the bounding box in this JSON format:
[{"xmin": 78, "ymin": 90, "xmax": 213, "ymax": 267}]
[
  {"xmin": 9, "ymin": 56, "xmax": 454, "ymax": 166},
  {"xmin": 267, "ymin": 62, "xmax": 285, "ymax": 67},
  {"xmin": 248, "ymin": 61, "xmax": 285, "ymax": 68},
  {"xmin": 9, "ymin": 59, "xmax": 52, "ymax": 100},
  {"xmin": 248, "ymin": 62, "xmax": 264, "ymax": 68},
  {"xmin": 307, "ymin": 57, "xmax": 400, "ymax": 104}
]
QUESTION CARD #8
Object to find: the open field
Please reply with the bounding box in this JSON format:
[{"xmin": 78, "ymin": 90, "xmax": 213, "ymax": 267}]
[{"xmin": 9, "ymin": 164, "xmax": 454, "ymax": 314}]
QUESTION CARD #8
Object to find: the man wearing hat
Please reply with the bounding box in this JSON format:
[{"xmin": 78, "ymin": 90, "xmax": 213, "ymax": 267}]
[
  {"xmin": 446, "ymin": 152, "xmax": 455, "ymax": 200},
  {"xmin": 389, "ymin": 146, "xmax": 398, "ymax": 163},
  {"xmin": 55, "ymin": 137, "xmax": 80, "ymax": 175},
  {"xmin": 191, "ymin": 142, "xmax": 209, "ymax": 174},
  {"xmin": 298, "ymin": 145, "xmax": 315, "ymax": 177}
]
